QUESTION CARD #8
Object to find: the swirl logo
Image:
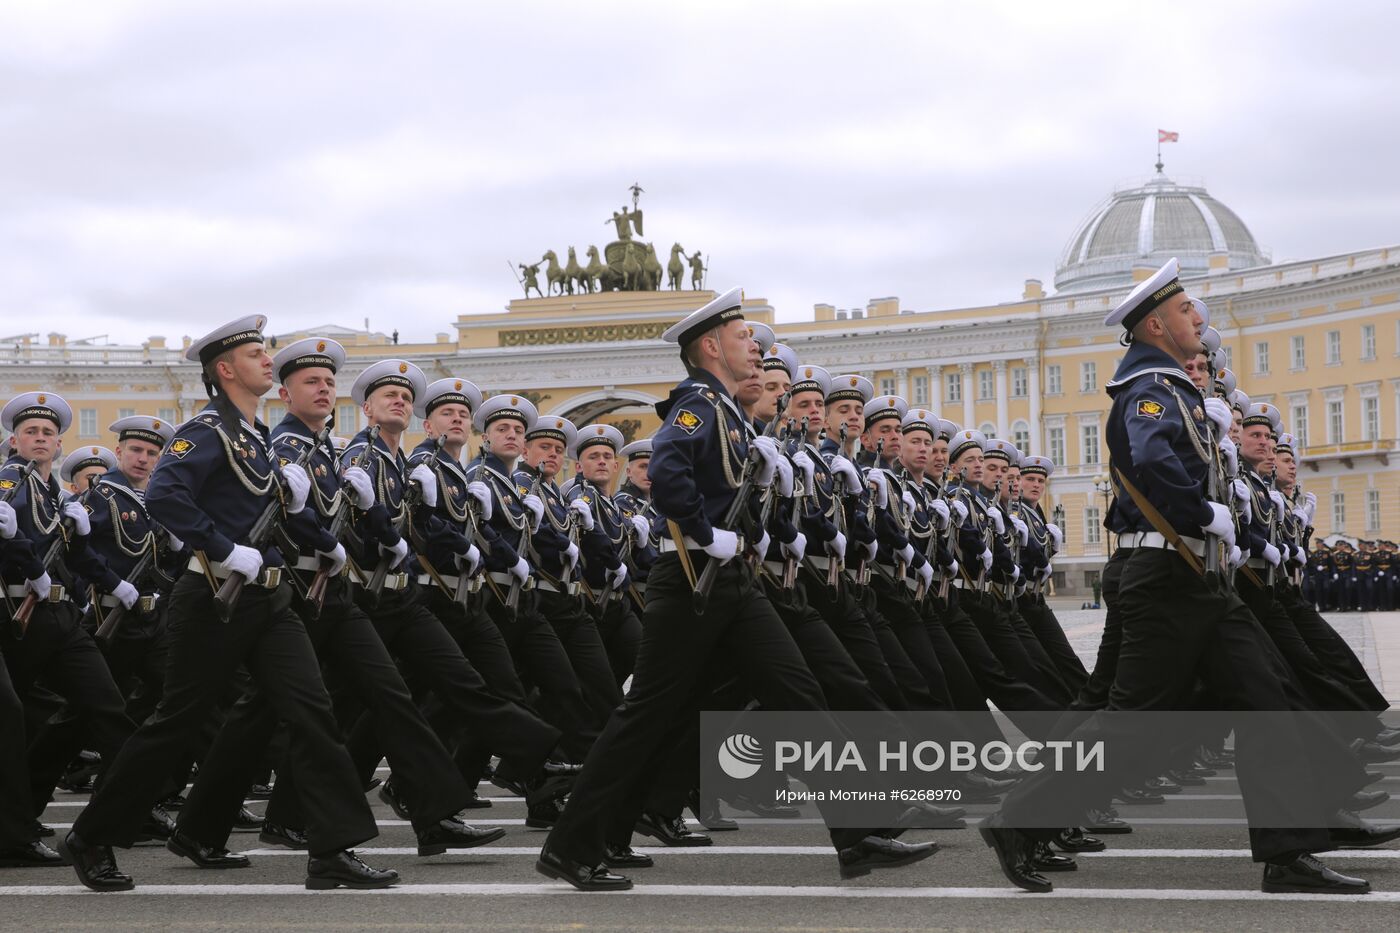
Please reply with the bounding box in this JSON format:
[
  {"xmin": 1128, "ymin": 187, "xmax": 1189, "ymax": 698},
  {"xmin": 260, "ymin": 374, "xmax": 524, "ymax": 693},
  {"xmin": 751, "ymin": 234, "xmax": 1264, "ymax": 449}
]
[{"xmin": 717, "ymin": 733, "xmax": 764, "ymax": 780}]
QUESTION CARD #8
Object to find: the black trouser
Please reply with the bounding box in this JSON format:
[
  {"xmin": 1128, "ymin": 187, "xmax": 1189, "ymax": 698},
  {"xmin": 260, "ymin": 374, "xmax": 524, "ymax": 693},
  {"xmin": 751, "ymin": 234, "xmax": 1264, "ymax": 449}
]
[
  {"xmin": 1275, "ymin": 583, "xmax": 1387, "ymax": 711},
  {"xmin": 802, "ymin": 575, "xmax": 907, "ymax": 710},
  {"xmin": 0, "ymin": 655, "xmax": 37, "ymax": 846},
  {"xmin": 761, "ymin": 572, "xmax": 888, "ymax": 712},
  {"xmin": 178, "ymin": 575, "xmax": 473, "ymax": 847},
  {"xmin": 960, "ymin": 588, "xmax": 1072, "ymax": 706},
  {"xmin": 1002, "ymin": 549, "xmax": 1343, "ymax": 863},
  {"xmin": 99, "ymin": 616, "xmax": 170, "ymax": 728},
  {"xmin": 533, "ymin": 587, "xmax": 621, "ymax": 734},
  {"xmin": 592, "ymin": 595, "xmax": 642, "ymax": 688},
  {"xmin": 1016, "ymin": 593, "xmax": 1089, "ymax": 697},
  {"xmin": 870, "ymin": 574, "xmax": 954, "ymax": 709},
  {"xmin": 3, "ymin": 601, "xmax": 135, "ymax": 821},
  {"xmin": 72, "ymin": 574, "xmax": 376, "ymax": 855},
  {"xmin": 937, "ymin": 589, "xmax": 1060, "ymax": 715},
  {"xmin": 1074, "ymin": 549, "xmax": 1130, "ymax": 711},
  {"xmin": 545, "ymin": 553, "xmax": 888, "ymax": 868},
  {"xmin": 345, "ymin": 582, "xmax": 560, "ymax": 786},
  {"xmin": 852, "ymin": 586, "xmax": 942, "ymax": 709}
]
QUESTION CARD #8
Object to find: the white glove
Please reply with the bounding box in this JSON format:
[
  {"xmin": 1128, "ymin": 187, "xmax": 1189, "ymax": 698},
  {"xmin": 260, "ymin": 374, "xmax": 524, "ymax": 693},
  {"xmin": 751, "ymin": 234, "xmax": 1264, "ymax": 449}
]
[
  {"xmin": 409, "ymin": 464, "xmax": 438, "ymax": 508},
  {"xmin": 61, "ymin": 500, "xmax": 91, "ymax": 536},
  {"xmin": 950, "ymin": 500, "xmax": 969, "ymax": 527},
  {"xmin": 561, "ymin": 542, "xmax": 579, "ymax": 573},
  {"xmin": 316, "ymin": 543, "xmax": 347, "ymax": 576},
  {"xmin": 1290, "ymin": 545, "xmax": 1307, "ymax": 564},
  {"xmin": 466, "ymin": 481, "xmax": 494, "ymax": 520},
  {"xmin": 915, "ymin": 560, "xmax": 933, "ymax": 591},
  {"xmin": 750, "ymin": 436, "xmax": 780, "ymax": 487},
  {"xmin": 901, "ymin": 490, "xmax": 917, "ymax": 514},
  {"xmin": 456, "ymin": 544, "xmax": 482, "ymax": 577},
  {"xmin": 897, "ymin": 543, "xmax": 916, "ymax": 566},
  {"xmin": 980, "ymin": 548, "xmax": 993, "ymax": 572},
  {"xmin": 522, "ymin": 494, "xmax": 545, "ymax": 532},
  {"xmin": 703, "ymin": 528, "xmax": 740, "ymax": 564},
  {"xmin": 112, "ymin": 580, "xmax": 140, "ymax": 610},
  {"xmin": 791, "ymin": 450, "xmax": 816, "ymax": 489},
  {"xmin": 1202, "ymin": 502, "xmax": 1237, "ymax": 548},
  {"xmin": 629, "ymin": 515, "xmax": 650, "ymax": 541},
  {"xmin": 1231, "ymin": 479, "xmax": 1252, "ymax": 525},
  {"xmin": 1262, "ymin": 543, "xmax": 1281, "ymax": 566},
  {"xmin": 1227, "ymin": 545, "xmax": 1245, "ymax": 569},
  {"xmin": 947, "ymin": 558, "xmax": 960, "ymax": 578},
  {"xmin": 220, "ymin": 544, "xmax": 264, "ymax": 583},
  {"xmin": 866, "ymin": 470, "xmax": 890, "ymax": 507},
  {"xmin": 0, "ymin": 501, "xmax": 15, "ymax": 539},
  {"xmin": 1036, "ymin": 563, "xmax": 1052, "ymax": 583},
  {"xmin": 826, "ymin": 530, "xmax": 847, "ymax": 561},
  {"xmin": 509, "ymin": 557, "xmax": 532, "ymax": 585},
  {"xmin": 1302, "ymin": 492, "xmax": 1317, "ymax": 522},
  {"xmin": 1268, "ymin": 490, "xmax": 1287, "ymax": 514},
  {"xmin": 1203, "ymin": 397, "xmax": 1233, "ymax": 438},
  {"xmin": 568, "ymin": 498, "xmax": 595, "ymax": 530},
  {"xmin": 1218, "ymin": 436, "xmax": 1239, "ymax": 475},
  {"xmin": 279, "ymin": 464, "xmax": 311, "ymax": 515},
  {"xmin": 781, "ymin": 530, "xmax": 807, "ymax": 563},
  {"xmin": 829, "ymin": 455, "xmax": 860, "ymax": 490},
  {"xmin": 164, "ymin": 530, "xmax": 184, "ymax": 552},
  {"xmin": 1011, "ymin": 565, "xmax": 1021, "ymax": 582},
  {"xmin": 379, "ymin": 536, "xmax": 409, "ymax": 567},
  {"xmin": 1291, "ymin": 507, "xmax": 1309, "ymax": 525},
  {"xmin": 754, "ymin": 529, "xmax": 771, "ymax": 560},
  {"xmin": 986, "ymin": 506, "xmax": 1005, "ymax": 535},
  {"xmin": 25, "ymin": 572, "xmax": 52, "ymax": 601},
  {"xmin": 606, "ymin": 563, "xmax": 628, "ymax": 589},
  {"xmin": 929, "ymin": 499, "xmax": 950, "ymax": 530},
  {"xmin": 859, "ymin": 538, "xmax": 878, "ymax": 563},
  {"xmin": 1046, "ymin": 523, "xmax": 1063, "ymax": 549},
  {"xmin": 772, "ymin": 456, "xmax": 794, "ymax": 497},
  {"xmin": 342, "ymin": 465, "xmax": 375, "ymax": 510},
  {"xmin": 1011, "ymin": 516, "xmax": 1029, "ymax": 545}
]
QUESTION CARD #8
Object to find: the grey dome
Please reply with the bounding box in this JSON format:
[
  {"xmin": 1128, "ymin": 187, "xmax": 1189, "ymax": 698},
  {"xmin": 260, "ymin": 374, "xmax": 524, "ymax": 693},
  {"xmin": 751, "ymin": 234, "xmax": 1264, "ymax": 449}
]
[{"xmin": 1055, "ymin": 169, "xmax": 1269, "ymax": 293}]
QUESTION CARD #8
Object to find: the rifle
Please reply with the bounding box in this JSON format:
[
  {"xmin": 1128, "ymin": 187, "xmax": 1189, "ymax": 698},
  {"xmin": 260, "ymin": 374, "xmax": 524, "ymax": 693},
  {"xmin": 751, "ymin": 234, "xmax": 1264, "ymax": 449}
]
[
  {"xmin": 691, "ymin": 396, "xmax": 786, "ymax": 613},
  {"xmin": 366, "ymin": 432, "xmax": 440, "ymax": 601},
  {"xmin": 1264, "ymin": 466, "xmax": 1280, "ymax": 590},
  {"xmin": 781, "ymin": 416, "xmax": 809, "ymax": 589},
  {"xmin": 2, "ymin": 460, "xmax": 41, "ymax": 634},
  {"xmin": 94, "ymin": 528, "xmax": 173, "ymax": 644},
  {"xmin": 306, "ymin": 424, "xmax": 380, "ymax": 614},
  {"xmin": 506, "ymin": 471, "xmax": 543, "ymax": 612},
  {"xmin": 213, "ymin": 424, "xmax": 332, "ymax": 622}
]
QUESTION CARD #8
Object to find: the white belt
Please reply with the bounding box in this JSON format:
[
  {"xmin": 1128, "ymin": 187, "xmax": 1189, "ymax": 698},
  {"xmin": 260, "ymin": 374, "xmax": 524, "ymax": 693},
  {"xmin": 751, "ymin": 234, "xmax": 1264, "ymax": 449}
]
[
  {"xmin": 762, "ymin": 560, "xmax": 786, "ymax": 576},
  {"xmin": 98, "ymin": 593, "xmax": 157, "ymax": 612},
  {"xmin": 487, "ymin": 571, "xmax": 534, "ymax": 591},
  {"xmin": 951, "ymin": 577, "xmax": 970, "ymax": 590},
  {"xmin": 534, "ymin": 577, "xmax": 577, "ymax": 595},
  {"xmin": 4, "ymin": 583, "xmax": 68, "ymax": 602},
  {"xmin": 1246, "ymin": 558, "xmax": 1268, "ymax": 570},
  {"xmin": 416, "ymin": 572, "xmax": 484, "ymax": 593},
  {"xmin": 1118, "ymin": 532, "xmax": 1205, "ymax": 557},
  {"xmin": 187, "ymin": 556, "xmax": 282, "ymax": 589},
  {"xmin": 291, "ymin": 554, "xmax": 323, "ymax": 572},
  {"xmin": 808, "ymin": 554, "xmax": 833, "ymax": 571},
  {"xmin": 659, "ymin": 535, "xmax": 703, "ymax": 553}
]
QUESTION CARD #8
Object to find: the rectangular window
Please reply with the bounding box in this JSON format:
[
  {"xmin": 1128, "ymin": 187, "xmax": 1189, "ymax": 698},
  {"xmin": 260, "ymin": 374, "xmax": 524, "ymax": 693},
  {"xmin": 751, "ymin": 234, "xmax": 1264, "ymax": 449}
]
[
  {"xmin": 264, "ymin": 403, "xmax": 285, "ymax": 426},
  {"xmin": 1084, "ymin": 506, "xmax": 1102, "ymax": 545},
  {"xmin": 1080, "ymin": 361, "xmax": 1097, "ymax": 393},
  {"xmin": 978, "ymin": 370, "xmax": 994, "ymax": 400},
  {"xmin": 117, "ymin": 408, "xmax": 135, "ymax": 419},
  {"xmin": 1254, "ymin": 341, "xmax": 1270, "ymax": 374},
  {"xmin": 1048, "ymin": 426, "xmax": 1066, "ymax": 466},
  {"xmin": 79, "ymin": 408, "xmax": 97, "ymax": 438},
  {"xmin": 1046, "ymin": 364, "xmax": 1062, "ymax": 395},
  {"xmin": 945, "ymin": 372, "xmax": 962, "ymax": 403},
  {"xmin": 1013, "ymin": 424, "xmax": 1030, "ymax": 451},
  {"xmin": 1362, "ymin": 396, "xmax": 1379, "ymax": 441},
  {"xmin": 912, "ymin": 375, "xmax": 928, "ymax": 405},
  {"xmin": 1327, "ymin": 400, "xmax": 1344, "ymax": 444},
  {"xmin": 879, "ymin": 377, "xmax": 896, "ymax": 398},
  {"xmin": 1361, "ymin": 324, "xmax": 1376, "ymax": 360},
  {"xmin": 1290, "ymin": 404, "xmax": 1308, "ymax": 447},
  {"xmin": 1331, "ymin": 491, "xmax": 1345, "ymax": 532},
  {"xmin": 1326, "ymin": 330, "xmax": 1341, "ymax": 364},
  {"xmin": 1291, "ymin": 335, "xmax": 1306, "ymax": 370},
  {"xmin": 1080, "ymin": 422, "xmax": 1100, "ymax": 465},
  {"xmin": 1011, "ymin": 366, "xmax": 1028, "ymax": 398},
  {"xmin": 1221, "ymin": 345, "xmax": 1233, "ymax": 370},
  {"xmin": 338, "ymin": 404, "xmax": 358, "ymax": 433},
  {"xmin": 1366, "ymin": 489, "xmax": 1381, "ymax": 532},
  {"xmin": 158, "ymin": 407, "xmax": 177, "ymax": 425}
]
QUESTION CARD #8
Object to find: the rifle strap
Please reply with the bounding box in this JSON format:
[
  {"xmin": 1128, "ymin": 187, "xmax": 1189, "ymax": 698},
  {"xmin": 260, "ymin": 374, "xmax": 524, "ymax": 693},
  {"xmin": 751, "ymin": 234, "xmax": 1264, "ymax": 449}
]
[
  {"xmin": 667, "ymin": 519, "xmax": 698, "ymax": 590},
  {"xmin": 1110, "ymin": 464, "xmax": 1205, "ymax": 577}
]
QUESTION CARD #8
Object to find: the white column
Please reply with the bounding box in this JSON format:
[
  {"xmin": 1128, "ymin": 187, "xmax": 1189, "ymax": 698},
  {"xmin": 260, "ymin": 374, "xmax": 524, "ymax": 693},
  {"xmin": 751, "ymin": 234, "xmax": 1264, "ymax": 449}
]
[
  {"xmin": 960, "ymin": 363, "xmax": 975, "ymax": 428},
  {"xmin": 928, "ymin": 366, "xmax": 942, "ymax": 414},
  {"xmin": 994, "ymin": 360, "xmax": 1009, "ymax": 437},
  {"xmin": 1027, "ymin": 357, "xmax": 1042, "ymax": 455},
  {"xmin": 895, "ymin": 367, "xmax": 909, "ymax": 400}
]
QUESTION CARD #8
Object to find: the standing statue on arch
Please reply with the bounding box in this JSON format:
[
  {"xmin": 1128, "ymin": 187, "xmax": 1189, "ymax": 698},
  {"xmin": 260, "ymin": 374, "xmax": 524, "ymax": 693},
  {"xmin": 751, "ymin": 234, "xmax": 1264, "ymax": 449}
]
[{"xmin": 688, "ymin": 250, "xmax": 706, "ymax": 290}]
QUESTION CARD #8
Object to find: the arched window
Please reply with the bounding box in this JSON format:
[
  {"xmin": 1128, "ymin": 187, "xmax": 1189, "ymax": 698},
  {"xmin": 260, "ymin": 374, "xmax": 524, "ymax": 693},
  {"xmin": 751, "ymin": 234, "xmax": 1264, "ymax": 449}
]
[
  {"xmin": 1011, "ymin": 420, "xmax": 1031, "ymax": 452},
  {"xmin": 978, "ymin": 421, "xmax": 997, "ymax": 438}
]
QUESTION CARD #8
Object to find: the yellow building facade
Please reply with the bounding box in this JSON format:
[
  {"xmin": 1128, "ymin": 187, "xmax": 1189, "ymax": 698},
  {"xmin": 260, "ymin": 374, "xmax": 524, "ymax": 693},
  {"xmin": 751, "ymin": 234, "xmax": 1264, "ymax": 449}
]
[{"xmin": 3, "ymin": 175, "xmax": 1396, "ymax": 595}]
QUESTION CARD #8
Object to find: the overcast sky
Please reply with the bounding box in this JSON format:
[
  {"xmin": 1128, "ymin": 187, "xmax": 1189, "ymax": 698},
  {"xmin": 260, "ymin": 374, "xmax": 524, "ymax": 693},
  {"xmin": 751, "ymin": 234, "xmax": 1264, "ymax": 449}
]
[{"xmin": 2, "ymin": 0, "xmax": 1396, "ymax": 345}]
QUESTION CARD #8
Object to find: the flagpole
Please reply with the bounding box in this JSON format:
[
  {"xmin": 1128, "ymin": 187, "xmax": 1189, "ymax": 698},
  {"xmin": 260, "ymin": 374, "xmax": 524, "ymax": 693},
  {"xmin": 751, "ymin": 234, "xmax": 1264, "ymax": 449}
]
[{"xmin": 1156, "ymin": 132, "xmax": 1163, "ymax": 173}]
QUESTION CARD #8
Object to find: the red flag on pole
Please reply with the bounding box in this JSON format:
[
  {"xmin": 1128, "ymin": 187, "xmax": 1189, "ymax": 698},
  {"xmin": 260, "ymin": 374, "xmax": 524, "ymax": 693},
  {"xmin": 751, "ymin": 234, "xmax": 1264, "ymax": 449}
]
[{"xmin": 1158, "ymin": 129, "xmax": 1179, "ymax": 143}]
